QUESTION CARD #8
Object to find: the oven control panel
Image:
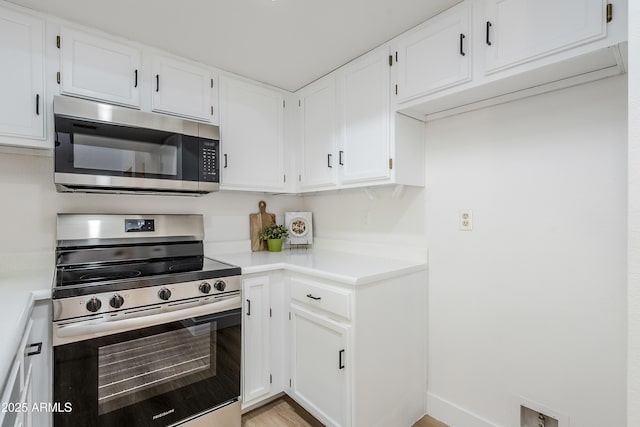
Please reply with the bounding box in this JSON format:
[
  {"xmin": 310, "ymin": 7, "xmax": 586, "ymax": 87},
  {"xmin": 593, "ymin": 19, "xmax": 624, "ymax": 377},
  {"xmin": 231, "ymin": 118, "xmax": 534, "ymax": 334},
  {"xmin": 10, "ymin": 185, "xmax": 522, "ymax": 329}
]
[{"xmin": 52, "ymin": 275, "xmax": 241, "ymax": 321}]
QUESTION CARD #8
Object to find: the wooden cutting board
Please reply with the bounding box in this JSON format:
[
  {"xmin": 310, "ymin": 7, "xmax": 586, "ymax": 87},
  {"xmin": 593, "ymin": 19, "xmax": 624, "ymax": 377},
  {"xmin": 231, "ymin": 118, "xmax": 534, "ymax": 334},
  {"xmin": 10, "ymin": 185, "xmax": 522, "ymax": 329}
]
[{"xmin": 249, "ymin": 201, "xmax": 276, "ymax": 252}]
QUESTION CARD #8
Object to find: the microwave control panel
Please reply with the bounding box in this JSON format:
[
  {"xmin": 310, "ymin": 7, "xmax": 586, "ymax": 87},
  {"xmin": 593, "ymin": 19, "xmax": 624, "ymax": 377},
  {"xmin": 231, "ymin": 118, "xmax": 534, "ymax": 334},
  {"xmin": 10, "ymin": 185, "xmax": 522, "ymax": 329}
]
[{"xmin": 200, "ymin": 139, "xmax": 219, "ymax": 182}]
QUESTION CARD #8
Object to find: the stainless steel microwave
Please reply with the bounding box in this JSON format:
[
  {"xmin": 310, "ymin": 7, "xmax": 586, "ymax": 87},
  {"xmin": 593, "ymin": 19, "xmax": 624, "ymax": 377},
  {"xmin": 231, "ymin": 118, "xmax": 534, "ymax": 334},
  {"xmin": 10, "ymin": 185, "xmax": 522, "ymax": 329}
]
[{"xmin": 53, "ymin": 96, "xmax": 219, "ymax": 196}]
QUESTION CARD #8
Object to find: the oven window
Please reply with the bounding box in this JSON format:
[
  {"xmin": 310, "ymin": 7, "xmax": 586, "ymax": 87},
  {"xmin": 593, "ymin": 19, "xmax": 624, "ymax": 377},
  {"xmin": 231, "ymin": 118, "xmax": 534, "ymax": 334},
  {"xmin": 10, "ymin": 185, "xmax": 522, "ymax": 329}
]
[
  {"xmin": 97, "ymin": 323, "xmax": 215, "ymax": 415},
  {"xmin": 73, "ymin": 134, "xmax": 179, "ymax": 176}
]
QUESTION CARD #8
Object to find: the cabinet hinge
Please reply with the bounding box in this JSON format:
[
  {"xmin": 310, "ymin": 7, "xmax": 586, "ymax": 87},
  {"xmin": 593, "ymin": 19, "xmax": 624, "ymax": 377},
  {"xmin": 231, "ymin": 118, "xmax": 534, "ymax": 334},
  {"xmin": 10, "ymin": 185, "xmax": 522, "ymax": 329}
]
[
  {"xmin": 56, "ymin": 35, "xmax": 60, "ymax": 49},
  {"xmin": 388, "ymin": 55, "xmax": 393, "ymax": 67},
  {"xmin": 606, "ymin": 3, "xmax": 613, "ymax": 23},
  {"xmin": 270, "ymin": 374, "xmax": 273, "ymax": 384},
  {"xmin": 56, "ymin": 72, "xmax": 61, "ymax": 85},
  {"xmin": 389, "ymin": 158, "xmax": 393, "ymax": 170},
  {"xmin": 211, "ymin": 78, "xmax": 214, "ymax": 88},
  {"xmin": 210, "ymin": 106, "xmax": 214, "ymax": 115},
  {"xmin": 395, "ymin": 84, "xmax": 398, "ymax": 95}
]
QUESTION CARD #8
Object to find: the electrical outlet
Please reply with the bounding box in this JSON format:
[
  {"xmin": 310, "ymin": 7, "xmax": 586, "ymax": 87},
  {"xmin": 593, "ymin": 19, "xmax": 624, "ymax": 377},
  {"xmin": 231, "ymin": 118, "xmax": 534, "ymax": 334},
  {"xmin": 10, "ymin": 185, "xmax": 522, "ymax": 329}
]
[{"xmin": 459, "ymin": 209, "xmax": 473, "ymax": 231}]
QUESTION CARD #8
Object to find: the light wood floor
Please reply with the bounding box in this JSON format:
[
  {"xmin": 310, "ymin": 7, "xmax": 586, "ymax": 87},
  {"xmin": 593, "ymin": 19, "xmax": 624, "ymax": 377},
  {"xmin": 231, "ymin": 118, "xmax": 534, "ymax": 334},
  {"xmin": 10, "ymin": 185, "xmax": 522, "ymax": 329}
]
[{"xmin": 241, "ymin": 397, "xmax": 449, "ymax": 427}]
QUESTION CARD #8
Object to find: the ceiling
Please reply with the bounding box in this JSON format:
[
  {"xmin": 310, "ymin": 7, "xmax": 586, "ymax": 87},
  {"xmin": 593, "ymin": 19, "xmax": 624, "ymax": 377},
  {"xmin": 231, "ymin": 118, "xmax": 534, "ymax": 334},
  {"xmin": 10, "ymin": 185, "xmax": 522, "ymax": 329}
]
[{"xmin": 7, "ymin": 0, "xmax": 460, "ymax": 92}]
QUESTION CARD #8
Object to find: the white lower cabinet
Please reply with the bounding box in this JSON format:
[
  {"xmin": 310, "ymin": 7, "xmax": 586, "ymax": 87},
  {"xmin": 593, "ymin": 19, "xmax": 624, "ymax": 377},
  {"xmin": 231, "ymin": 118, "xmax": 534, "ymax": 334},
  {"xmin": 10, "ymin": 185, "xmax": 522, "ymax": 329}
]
[
  {"xmin": 242, "ymin": 276, "xmax": 271, "ymax": 404},
  {"xmin": 241, "ymin": 273, "xmax": 287, "ymax": 410},
  {"xmin": 0, "ymin": 300, "xmax": 50, "ymax": 427},
  {"xmin": 285, "ymin": 271, "xmax": 427, "ymax": 427},
  {"xmin": 290, "ymin": 304, "xmax": 350, "ymax": 427}
]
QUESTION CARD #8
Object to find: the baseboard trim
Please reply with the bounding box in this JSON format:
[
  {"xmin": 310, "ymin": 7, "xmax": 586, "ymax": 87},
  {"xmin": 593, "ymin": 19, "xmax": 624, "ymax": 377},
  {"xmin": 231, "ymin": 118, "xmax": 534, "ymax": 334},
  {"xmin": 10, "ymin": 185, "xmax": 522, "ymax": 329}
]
[{"xmin": 426, "ymin": 392, "xmax": 500, "ymax": 427}]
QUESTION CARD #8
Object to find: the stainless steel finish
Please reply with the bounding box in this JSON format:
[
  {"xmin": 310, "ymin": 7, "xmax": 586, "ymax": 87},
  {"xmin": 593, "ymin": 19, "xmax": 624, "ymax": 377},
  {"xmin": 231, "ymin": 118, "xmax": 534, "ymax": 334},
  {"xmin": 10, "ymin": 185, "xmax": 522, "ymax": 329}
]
[
  {"xmin": 53, "ymin": 95, "xmax": 219, "ymax": 139},
  {"xmin": 57, "ymin": 213, "xmax": 205, "ymax": 243},
  {"xmin": 52, "ymin": 275, "xmax": 241, "ymax": 321},
  {"xmin": 54, "ymin": 173, "xmax": 219, "ymax": 195},
  {"xmin": 171, "ymin": 400, "xmax": 241, "ymax": 426},
  {"xmin": 53, "ymin": 293, "xmax": 241, "ymax": 346}
]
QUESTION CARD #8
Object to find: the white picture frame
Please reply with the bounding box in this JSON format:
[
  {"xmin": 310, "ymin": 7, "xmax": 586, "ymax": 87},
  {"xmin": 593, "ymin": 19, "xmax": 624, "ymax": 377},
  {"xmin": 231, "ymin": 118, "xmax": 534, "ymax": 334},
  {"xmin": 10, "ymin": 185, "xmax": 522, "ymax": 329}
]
[{"xmin": 285, "ymin": 212, "xmax": 313, "ymax": 245}]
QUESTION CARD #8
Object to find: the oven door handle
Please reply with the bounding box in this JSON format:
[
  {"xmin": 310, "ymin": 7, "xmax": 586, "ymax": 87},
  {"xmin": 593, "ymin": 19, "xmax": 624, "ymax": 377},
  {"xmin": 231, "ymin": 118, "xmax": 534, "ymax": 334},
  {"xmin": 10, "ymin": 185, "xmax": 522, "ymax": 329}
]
[{"xmin": 55, "ymin": 295, "xmax": 241, "ymax": 342}]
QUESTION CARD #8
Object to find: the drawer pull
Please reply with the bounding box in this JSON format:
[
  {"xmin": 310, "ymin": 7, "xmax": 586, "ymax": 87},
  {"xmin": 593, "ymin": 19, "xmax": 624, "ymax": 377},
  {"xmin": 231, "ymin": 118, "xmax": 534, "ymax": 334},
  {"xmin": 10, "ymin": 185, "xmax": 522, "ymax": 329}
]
[
  {"xmin": 306, "ymin": 294, "xmax": 321, "ymax": 301},
  {"xmin": 27, "ymin": 342, "xmax": 42, "ymax": 356},
  {"xmin": 246, "ymin": 299, "xmax": 251, "ymax": 316},
  {"xmin": 339, "ymin": 349, "xmax": 345, "ymax": 369}
]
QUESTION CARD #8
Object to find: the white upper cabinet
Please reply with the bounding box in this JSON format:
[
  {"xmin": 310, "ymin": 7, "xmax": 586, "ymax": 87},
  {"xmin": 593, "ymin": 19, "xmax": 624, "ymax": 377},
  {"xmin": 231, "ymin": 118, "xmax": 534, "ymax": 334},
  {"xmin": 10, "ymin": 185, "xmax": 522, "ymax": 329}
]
[
  {"xmin": 394, "ymin": 1, "xmax": 471, "ymax": 103},
  {"xmin": 483, "ymin": 0, "xmax": 607, "ymax": 74},
  {"xmin": 151, "ymin": 54, "xmax": 215, "ymax": 122},
  {"xmin": 60, "ymin": 27, "xmax": 141, "ymax": 108},
  {"xmin": 298, "ymin": 75, "xmax": 337, "ymax": 190},
  {"xmin": 0, "ymin": 6, "xmax": 44, "ymax": 141},
  {"xmin": 219, "ymin": 75, "xmax": 285, "ymax": 192},
  {"xmin": 338, "ymin": 46, "xmax": 391, "ymax": 185}
]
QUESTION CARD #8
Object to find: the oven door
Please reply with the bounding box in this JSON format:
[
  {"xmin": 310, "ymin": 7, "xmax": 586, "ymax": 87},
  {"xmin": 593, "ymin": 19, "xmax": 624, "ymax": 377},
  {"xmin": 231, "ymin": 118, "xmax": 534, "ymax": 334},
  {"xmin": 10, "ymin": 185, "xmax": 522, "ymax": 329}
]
[{"xmin": 53, "ymin": 303, "xmax": 240, "ymax": 427}]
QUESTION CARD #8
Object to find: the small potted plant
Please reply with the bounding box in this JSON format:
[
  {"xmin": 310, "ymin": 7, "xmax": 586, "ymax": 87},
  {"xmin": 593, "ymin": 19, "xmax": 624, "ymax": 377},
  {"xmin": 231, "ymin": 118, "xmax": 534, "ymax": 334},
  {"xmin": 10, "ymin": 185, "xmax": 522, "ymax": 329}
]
[{"xmin": 259, "ymin": 223, "xmax": 289, "ymax": 252}]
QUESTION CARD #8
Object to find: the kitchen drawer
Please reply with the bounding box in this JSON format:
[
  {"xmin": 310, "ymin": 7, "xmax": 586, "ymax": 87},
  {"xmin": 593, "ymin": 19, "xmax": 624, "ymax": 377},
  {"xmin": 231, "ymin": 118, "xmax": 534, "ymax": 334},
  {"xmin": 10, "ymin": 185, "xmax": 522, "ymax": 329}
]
[{"xmin": 290, "ymin": 278, "xmax": 352, "ymax": 320}]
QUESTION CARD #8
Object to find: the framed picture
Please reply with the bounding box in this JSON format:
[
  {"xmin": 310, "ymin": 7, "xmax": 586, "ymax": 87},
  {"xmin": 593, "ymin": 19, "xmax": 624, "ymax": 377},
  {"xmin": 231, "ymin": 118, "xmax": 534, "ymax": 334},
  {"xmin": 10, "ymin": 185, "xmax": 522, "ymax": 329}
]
[{"xmin": 285, "ymin": 212, "xmax": 313, "ymax": 245}]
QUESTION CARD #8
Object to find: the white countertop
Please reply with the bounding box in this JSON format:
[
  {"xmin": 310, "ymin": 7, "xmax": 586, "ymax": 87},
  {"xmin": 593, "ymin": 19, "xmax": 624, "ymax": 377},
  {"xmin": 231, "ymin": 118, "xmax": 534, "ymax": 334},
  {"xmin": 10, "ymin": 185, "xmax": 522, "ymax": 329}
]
[
  {"xmin": 210, "ymin": 249, "xmax": 427, "ymax": 285},
  {"xmin": 0, "ymin": 268, "xmax": 53, "ymax": 390}
]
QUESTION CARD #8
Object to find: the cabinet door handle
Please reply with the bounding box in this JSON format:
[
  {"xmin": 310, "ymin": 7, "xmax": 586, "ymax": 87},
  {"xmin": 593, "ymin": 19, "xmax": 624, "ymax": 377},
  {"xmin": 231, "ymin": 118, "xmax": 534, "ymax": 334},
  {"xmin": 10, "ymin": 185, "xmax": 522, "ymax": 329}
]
[
  {"xmin": 27, "ymin": 342, "xmax": 42, "ymax": 356},
  {"xmin": 306, "ymin": 293, "xmax": 322, "ymax": 301},
  {"xmin": 224, "ymin": 154, "xmax": 228, "ymax": 168},
  {"xmin": 459, "ymin": 33, "xmax": 466, "ymax": 56},
  {"xmin": 327, "ymin": 153, "xmax": 333, "ymax": 168},
  {"xmin": 35, "ymin": 94, "xmax": 40, "ymax": 115},
  {"xmin": 134, "ymin": 69, "xmax": 138, "ymax": 88},
  {"xmin": 246, "ymin": 299, "xmax": 251, "ymax": 316},
  {"xmin": 486, "ymin": 21, "xmax": 492, "ymax": 46},
  {"xmin": 156, "ymin": 74, "xmax": 160, "ymax": 92},
  {"xmin": 338, "ymin": 349, "xmax": 345, "ymax": 369},
  {"xmin": 339, "ymin": 150, "xmax": 344, "ymax": 166}
]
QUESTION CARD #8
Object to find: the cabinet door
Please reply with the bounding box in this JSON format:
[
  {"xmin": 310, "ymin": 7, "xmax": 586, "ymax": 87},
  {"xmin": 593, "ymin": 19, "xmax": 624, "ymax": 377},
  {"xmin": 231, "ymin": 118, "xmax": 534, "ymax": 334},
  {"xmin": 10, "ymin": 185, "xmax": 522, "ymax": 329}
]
[
  {"xmin": 290, "ymin": 304, "xmax": 350, "ymax": 427},
  {"xmin": 299, "ymin": 75, "xmax": 337, "ymax": 190},
  {"xmin": 483, "ymin": 0, "xmax": 607, "ymax": 73},
  {"xmin": 60, "ymin": 27, "xmax": 141, "ymax": 108},
  {"xmin": 338, "ymin": 46, "xmax": 391, "ymax": 185},
  {"xmin": 0, "ymin": 7, "xmax": 44, "ymax": 140},
  {"xmin": 219, "ymin": 75, "xmax": 285, "ymax": 191},
  {"xmin": 395, "ymin": 2, "xmax": 471, "ymax": 103},
  {"xmin": 151, "ymin": 55, "xmax": 214, "ymax": 121},
  {"xmin": 242, "ymin": 276, "xmax": 271, "ymax": 405}
]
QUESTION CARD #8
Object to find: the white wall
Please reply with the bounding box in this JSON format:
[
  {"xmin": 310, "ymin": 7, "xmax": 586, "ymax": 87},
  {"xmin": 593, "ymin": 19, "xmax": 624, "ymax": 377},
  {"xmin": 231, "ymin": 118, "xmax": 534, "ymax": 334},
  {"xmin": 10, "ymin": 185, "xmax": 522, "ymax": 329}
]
[
  {"xmin": 628, "ymin": 1, "xmax": 640, "ymax": 426},
  {"xmin": 0, "ymin": 151, "xmax": 303, "ymax": 262},
  {"xmin": 303, "ymin": 76, "xmax": 628, "ymax": 427}
]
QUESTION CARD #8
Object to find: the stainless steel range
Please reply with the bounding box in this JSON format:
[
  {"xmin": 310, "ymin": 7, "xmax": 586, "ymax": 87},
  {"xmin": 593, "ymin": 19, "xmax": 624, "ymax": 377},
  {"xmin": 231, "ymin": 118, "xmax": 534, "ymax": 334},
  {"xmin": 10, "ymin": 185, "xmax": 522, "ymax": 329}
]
[{"xmin": 52, "ymin": 214, "xmax": 242, "ymax": 427}]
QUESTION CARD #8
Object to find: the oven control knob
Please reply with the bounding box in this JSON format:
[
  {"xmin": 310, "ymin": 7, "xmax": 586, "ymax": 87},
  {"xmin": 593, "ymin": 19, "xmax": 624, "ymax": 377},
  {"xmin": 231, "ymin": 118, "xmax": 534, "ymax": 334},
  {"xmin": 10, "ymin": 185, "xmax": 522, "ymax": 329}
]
[
  {"xmin": 214, "ymin": 280, "xmax": 226, "ymax": 292},
  {"xmin": 158, "ymin": 287, "xmax": 172, "ymax": 301},
  {"xmin": 199, "ymin": 282, "xmax": 212, "ymax": 294},
  {"xmin": 110, "ymin": 294, "xmax": 124, "ymax": 309},
  {"xmin": 86, "ymin": 297, "xmax": 102, "ymax": 313}
]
